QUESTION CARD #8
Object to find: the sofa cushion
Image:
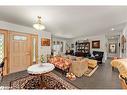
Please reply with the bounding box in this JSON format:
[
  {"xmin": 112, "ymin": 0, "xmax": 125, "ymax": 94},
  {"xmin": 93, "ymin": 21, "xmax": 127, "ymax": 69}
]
[{"xmin": 76, "ymin": 57, "xmax": 83, "ymax": 61}]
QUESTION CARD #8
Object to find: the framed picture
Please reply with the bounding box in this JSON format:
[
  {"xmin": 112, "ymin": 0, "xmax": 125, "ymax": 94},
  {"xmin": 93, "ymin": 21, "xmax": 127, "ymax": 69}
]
[
  {"xmin": 109, "ymin": 43, "xmax": 117, "ymax": 53},
  {"xmin": 92, "ymin": 40, "xmax": 100, "ymax": 48},
  {"xmin": 71, "ymin": 44, "xmax": 74, "ymax": 48},
  {"xmin": 41, "ymin": 38, "xmax": 50, "ymax": 46},
  {"xmin": 121, "ymin": 35, "xmax": 126, "ymax": 53}
]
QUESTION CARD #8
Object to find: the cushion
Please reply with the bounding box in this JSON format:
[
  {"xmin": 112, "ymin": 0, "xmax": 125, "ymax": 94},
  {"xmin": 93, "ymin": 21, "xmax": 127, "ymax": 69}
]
[
  {"xmin": 95, "ymin": 54, "xmax": 99, "ymax": 57},
  {"xmin": 76, "ymin": 57, "xmax": 83, "ymax": 61}
]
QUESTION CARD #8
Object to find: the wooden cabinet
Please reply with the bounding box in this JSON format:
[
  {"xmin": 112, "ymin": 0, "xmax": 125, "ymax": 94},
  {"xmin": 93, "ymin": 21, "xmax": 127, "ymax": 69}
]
[
  {"xmin": 76, "ymin": 42, "xmax": 90, "ymax": 53},
  {"xmin": 75, "ymin": 41, "xmax": 90, "ymax": 57}
]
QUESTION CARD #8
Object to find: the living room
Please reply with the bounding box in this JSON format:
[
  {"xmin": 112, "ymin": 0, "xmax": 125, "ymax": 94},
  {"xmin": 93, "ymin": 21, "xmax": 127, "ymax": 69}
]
[{"xmin": 0, "ymin": 5, "xmax": 127, "ymax": 91}]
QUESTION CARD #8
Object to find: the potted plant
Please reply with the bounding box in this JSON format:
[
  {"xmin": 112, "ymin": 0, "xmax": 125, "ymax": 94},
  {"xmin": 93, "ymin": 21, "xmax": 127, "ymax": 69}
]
[{"xmin": 40, "ymin": 54, "xmax": 45, "ymax": 63}]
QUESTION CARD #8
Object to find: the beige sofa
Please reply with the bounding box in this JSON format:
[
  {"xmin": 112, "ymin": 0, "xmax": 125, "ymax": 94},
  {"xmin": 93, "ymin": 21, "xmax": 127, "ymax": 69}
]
[{"xmin": 111, "ymin": 59, "xmax": 127, "ymax": 74}]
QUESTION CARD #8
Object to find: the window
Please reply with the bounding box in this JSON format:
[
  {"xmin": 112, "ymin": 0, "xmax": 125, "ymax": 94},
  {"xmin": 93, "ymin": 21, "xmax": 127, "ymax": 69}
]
[
  {"xmin": 14, "ymin": 35, "xmax": 27, "ymax": 40},
  {"xmin": 52, "ymin": 41, "xmax": 64, "ymax": 55},
  {"xmin": 0, "ymin": 34, "xmax": 4, "ymax": 63},
  {"xmin": 32, "ymin": 38, "xmax": 36, "ymax": 62}
]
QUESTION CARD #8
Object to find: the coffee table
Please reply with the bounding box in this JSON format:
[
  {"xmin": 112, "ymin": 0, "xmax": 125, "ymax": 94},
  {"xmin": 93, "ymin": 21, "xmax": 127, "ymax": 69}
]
[
  {"xmin": 27, "ymin": 63, "xmax": 55, "ymax": 74},
  {"xmin": 27, "ymin": 63, "xmax": 55, "ymax": 88}
]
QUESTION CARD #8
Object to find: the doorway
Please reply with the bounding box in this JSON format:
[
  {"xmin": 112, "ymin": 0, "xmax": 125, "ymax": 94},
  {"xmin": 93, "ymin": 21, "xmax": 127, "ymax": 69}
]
[
  {"xmin": 0, "ymin": 29, "xmax": 38, "ymax": 75},
  {"xmin": 107, "ymin": 35, "xmax": 120, "ymax": 58},
  {"xmin": 9, "ymin": 32, "xmax": 33, "ymax": 73}
]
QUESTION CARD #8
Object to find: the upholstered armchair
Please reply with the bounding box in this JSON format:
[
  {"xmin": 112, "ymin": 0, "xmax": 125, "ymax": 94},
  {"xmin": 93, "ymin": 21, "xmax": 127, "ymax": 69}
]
[{"xmin": 70, "ymin": 59, "xmax": 88, "ymax": 77}]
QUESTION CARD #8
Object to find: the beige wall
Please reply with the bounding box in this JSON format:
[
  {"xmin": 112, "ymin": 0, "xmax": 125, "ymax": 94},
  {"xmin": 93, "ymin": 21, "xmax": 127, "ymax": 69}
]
[
  {"xmin": 0, "ymin": 20, "xmax": 51, "ymax": 59},
  {"xmin": 69, "ymin": 34, "xmax": 107, "ymax": 62}
]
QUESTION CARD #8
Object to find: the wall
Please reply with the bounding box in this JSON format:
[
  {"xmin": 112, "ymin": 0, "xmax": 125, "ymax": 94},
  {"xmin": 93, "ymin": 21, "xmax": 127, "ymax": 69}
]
[
  {"xmin": 123, "ymin": 24, "xmax": 127, "ymax": 58},
  {"xmin": 126, "ymin": 31, "xmax": 127, "ymax": 57},
  {"xmin": 39, "ymin": 31, "xmax": 51, "ymax": 56},
  {"xmin": 107, "ymin": 38, "xmax": 120, "ymax": 57},
  {"xmin": 51, "ymin": 36, "xmax": 67, "ymax": 54},
  {"xmin": 69, "ymin": 34, "xmax": 107, "ymax": 62},
  {"xmin": 0, "ymin": 21, "xmax": 51, "ymax": 58},
  {"xmin": 0, "ymin": 21, "xmax": 37, "ymax": 34}
]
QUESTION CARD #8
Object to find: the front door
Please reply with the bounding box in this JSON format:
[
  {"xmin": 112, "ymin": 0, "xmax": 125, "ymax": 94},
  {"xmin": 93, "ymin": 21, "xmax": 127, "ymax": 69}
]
[{"xmin": 9, "ymin": 32, "xmax": 32, "ymax": 73}]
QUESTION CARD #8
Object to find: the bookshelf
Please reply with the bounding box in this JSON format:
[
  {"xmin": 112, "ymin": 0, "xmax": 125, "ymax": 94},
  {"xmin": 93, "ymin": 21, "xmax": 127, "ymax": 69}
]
[{"xmin": 76, "ymin": 41, "xmax": 90, "ymax": 54}]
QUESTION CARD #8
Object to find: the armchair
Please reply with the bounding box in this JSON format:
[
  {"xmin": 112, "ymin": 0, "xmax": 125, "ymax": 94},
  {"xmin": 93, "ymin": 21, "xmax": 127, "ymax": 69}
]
[
  {"xmin": 0, "ymin": 57, "xmax": 6, "ymax": 82},
  {"xmin": 70, "ymin": 60, "xmax": 88, "ymax": 77}
]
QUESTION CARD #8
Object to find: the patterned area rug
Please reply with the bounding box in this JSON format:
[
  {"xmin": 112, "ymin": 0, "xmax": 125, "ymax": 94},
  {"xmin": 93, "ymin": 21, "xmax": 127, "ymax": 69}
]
[
  {"xmin": 10, "ymin": 72, "xmax": 77, "ymax": 89},
  {"xmin": 84, "ymin": 65, "xmax": 98, "ymax": 77}
]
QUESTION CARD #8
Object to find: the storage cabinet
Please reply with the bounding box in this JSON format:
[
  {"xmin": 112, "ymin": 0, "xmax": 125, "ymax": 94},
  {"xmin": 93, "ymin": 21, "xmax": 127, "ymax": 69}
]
[
  {"xmin": 76, "ymin": 42, "xmax": 90, "ymax": 53},
  {"xmin": 75, "ymin": 41, "xmax": 90, "ymax": 57}
]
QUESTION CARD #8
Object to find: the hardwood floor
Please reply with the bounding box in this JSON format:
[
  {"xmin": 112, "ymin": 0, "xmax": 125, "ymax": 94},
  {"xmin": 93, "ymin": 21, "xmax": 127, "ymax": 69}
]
[
  {"xmin": 0, "ymin": 59, "xmax": 121, "ymax": 89},
  {"xmin": 53, "ymin": 59, "xmax": 121, "ymax": 89}
]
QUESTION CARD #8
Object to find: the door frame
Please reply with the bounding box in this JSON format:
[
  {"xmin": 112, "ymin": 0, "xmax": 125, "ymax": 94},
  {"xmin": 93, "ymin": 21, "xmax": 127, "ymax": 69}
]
[
  {"xmin": 0, "ymin": 29, "xmax": 38, "ymax": 75},
  {"xmin": 0, "ymin": 29, "xmax": 8, "ymax": 75},
  {"xmin": 31, "ymin": 34, "xmax": 38, "ymax": 64}
]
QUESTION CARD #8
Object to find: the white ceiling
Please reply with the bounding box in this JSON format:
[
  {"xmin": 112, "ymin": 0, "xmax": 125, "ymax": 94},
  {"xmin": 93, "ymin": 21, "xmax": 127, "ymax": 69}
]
[{"xmin": 0, "ymin": 6, "xmax": 127, "ymax": 38}]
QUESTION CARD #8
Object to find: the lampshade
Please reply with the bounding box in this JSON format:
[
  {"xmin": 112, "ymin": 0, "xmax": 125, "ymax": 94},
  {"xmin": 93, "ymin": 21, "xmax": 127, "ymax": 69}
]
[
  {"xmin": 33, "ymin": 16, "xmax": 45, "ymax": 30},
  {"xmin": 33, "ymin": 23, "xmax": 45, "ymax": 30}
]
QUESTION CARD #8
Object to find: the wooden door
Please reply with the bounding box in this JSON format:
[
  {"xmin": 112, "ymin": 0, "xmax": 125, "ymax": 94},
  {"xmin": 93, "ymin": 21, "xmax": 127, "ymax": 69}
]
[
  {"xmin": 9, "ymin": 32, "xmax": 32, "ymax": 73},
  {"xmin": 0, "ymin": 29, "xmax": 8, "ymax": 75}
]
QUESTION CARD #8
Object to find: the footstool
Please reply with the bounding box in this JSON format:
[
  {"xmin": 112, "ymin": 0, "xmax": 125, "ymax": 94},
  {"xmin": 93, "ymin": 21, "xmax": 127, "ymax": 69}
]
[{"xmin": 87, "ymin": 59, "xmax": 97, "ymax": 68}]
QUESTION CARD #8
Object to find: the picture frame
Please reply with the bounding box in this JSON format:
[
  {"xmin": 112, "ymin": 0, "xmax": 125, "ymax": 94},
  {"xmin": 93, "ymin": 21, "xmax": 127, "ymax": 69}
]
[
  {"xmin": 109, "ymin": 43, "xmax": 117, "ymax": 53},
  {"xmin": 92, "ymin": 40, "xmax": 100, "ymax": 48},
  {"xmin": 41, "ymin": 38, "xmax": 50, "ymax": 46},
  {"xmin": 121, "ymin": 35, "xmax": 126, "ymax": 53},
  {"xmin": 71, "ymin": 44, "xmax": 74, "ymax": 48}
]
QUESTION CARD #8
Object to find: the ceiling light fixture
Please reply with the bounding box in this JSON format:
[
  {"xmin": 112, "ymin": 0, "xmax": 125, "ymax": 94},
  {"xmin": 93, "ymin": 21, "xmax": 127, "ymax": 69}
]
[
  {"xmin": 111, "ymin": 28, "xmax": 115, "ymax": 31},
  {"xmin": 33, "ymin": 16, "xmax": 45, "ymax": 30}
]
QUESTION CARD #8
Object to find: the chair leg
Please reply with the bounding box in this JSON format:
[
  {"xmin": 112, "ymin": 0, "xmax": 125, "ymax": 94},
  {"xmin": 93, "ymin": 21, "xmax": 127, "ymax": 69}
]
[
  {"xmin": 0, "ymin": 68, "xmax": 3, "ymax": 82},
  {"xmin": 1, "ymin": 68, "xmax": 3, "ymax": 76},
  {"xmin": 1, "ymin": 76, "xmax": 3, "ymax": 83}
]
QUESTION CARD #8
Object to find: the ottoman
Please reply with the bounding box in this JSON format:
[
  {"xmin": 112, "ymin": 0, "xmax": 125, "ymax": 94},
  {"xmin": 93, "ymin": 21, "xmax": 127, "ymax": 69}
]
[{"xmin": 87, "ymin": 59, "xmax": 97, "ymax": 68}]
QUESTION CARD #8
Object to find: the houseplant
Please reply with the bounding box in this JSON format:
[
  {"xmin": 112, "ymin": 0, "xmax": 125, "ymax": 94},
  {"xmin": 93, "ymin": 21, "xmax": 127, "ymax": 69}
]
[{"xmin": 40, "ymin": 54, "xmax": 45, "ymax": 63}]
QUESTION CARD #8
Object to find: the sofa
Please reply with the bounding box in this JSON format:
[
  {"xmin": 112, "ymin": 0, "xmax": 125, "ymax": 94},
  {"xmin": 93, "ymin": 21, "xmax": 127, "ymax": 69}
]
[
  {"xmin": 111, "ymin": 58, "xmax": 127, "ymax": 89},
  {"xmin": 111, "ymin": 58, "xmax": 127, "ymax": 74},
  {"xmin": 48, "ymin": 55, "xmax": 97, "ymax": 77},
  {"xmin": 90, "ymin": 51, "xmax": 104, "ymax": 63},
  {"xmin": 48, "ymin": 56, "xmax": 72, "ymax": 71},
  {"xmin": 119, "ymin": 73, "xmax": 127, "ymax": 89}
]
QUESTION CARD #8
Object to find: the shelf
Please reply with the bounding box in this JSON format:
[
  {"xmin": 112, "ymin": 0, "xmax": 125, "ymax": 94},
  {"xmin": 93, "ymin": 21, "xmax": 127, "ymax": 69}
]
[{"xmin": 76, "ymin": 41, "xmax": 90, "ymax": 54}]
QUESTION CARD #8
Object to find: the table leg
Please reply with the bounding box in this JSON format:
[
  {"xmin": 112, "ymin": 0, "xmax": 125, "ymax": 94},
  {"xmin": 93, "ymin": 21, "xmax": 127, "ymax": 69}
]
[{"xmin": 38, "ymin": 74, "xmax": 47, "ymax": 89}]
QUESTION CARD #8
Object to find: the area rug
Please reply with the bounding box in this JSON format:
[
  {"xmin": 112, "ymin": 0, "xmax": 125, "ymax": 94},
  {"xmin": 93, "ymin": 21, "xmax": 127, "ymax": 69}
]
[
  {"xmin": 84, "ymin": 65, "xmax": 98, "ymax": 77},
  {"xmin": 10, "ymin": 72, "xmax": 77, "ymax": 89}
]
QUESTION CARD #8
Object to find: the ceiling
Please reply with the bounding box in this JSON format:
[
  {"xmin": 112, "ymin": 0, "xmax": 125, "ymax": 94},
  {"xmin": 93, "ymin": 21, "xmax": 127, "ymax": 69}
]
[{"xmin": 0, "ymin": 6, "xmax": 127, "ymax": 38}]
